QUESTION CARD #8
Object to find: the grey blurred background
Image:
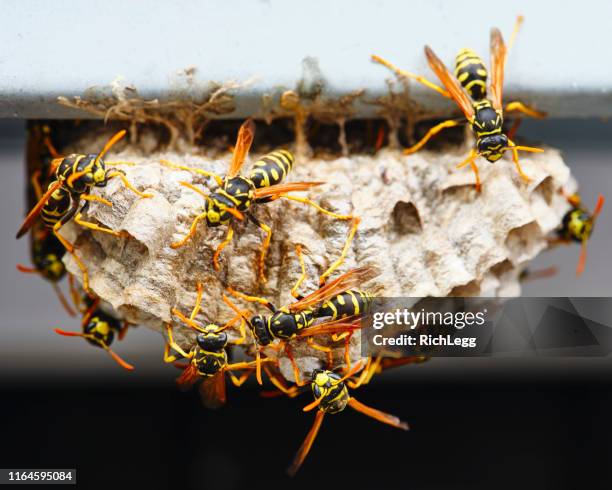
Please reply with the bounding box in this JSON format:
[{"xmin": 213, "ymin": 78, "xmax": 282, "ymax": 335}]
[{"xmin": 1, "ymin": 118, "xmax": 611, "ymax": 382}]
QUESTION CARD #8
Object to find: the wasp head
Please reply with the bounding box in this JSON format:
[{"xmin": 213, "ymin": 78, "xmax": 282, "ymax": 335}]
[
  {"xmin": 196, "ymin": 325, "xmax": 228, "ymax": 352},
  {"xmin": 250, "ymin": 315, "xmax": 271, "ymax": 345},
  {"xmin": 477, "ymin": 134, "xmax": 508, "ymax": 162},
  {"xmin": 84, "ymin": 315, "xmax": 115, "ymax": 348}
]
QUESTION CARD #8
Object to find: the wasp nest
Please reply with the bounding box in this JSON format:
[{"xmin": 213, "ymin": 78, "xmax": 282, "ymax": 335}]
[{"xmin": 60, "ymin": 131, "xmax": 572, "ymax": 381}]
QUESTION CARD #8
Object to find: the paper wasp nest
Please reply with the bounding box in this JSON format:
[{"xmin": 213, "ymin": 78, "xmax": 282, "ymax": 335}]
[{"xmin": 61, "ymin": 131, "xmax": 572, "ymax": 381}]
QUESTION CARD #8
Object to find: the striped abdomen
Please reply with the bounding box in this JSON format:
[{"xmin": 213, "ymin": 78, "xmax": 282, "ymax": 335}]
[
  {"xmin": 454, "ymin": 48, "xmax": 488, "ymax": 101},
  {"xmin": 249, "ymin": 150, "xmax": 294, "ymax": 189},
  {"xmin": 316, "ymin": 290, "xmax": 373, "ymax": 321},
  {"xmin": 40, "ymin": 186, "xmax": 71, "ymax": 229}
]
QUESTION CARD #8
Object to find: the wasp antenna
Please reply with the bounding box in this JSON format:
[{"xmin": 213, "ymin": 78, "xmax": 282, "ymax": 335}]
[
  {"xmin": 593, "ymin": 194, "xmax": 605, "ymax": 220},
  {"xmin": 95, "ymin": 130, "xmax": 127, "ymax": 165},
  {"xmin": 54, "ymin": 328, "xmax": 85, "ymax": 338},
  {"xmin": 16, "ymin": 264, "xmax": 38, "ymax": 274},
  {"xmin": 104, "ymin": 346, "xmax": 135, "ymax": 371}
]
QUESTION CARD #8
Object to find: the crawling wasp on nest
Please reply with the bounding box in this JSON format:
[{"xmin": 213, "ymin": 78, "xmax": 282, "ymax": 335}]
[
  {"xmin": 163, "ymin": 282, "xmax": 267, "ymax": 409},
  {"xmin": 226, "ymin": 243, "xmax": 378, "ymax": 387},
  {"xmin": 17, "ymin": 125, "xmax": 77, "ymax": 315},
  {"xmin": 372, "ymin": 16, "xmax": 545, "ymax": 191},
  {"xmin": 162, "ymin": 119, "xmax": 358, "ymax": 282},
  {"xmin": 54, "ymin": 293, "xmax": 134, "ymax": 370},
  {"xmin": 16, "ymin": 129, "xmax": 152, "ymax": 292},
  {"xmin": 553, "ymin": 191, "xmax": 605, "ymax": 276}
]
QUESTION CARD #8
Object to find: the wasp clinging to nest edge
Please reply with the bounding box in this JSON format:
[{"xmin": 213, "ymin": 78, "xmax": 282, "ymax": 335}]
[
  {"xmin": 16, "ymin": 129, "xmax": 153, "ymax": 292},
  {"xmin": 372, "ymin": 15, "xmax": 546, "ymax": 192}
]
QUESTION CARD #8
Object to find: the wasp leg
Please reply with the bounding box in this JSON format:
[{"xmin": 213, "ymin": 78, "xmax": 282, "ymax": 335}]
[
  {"xmin": 263, "ymin": 364, "xmax": 301, "ymax": 397},
  {"xmin": 226, "ymin": 287, "xmax": 277, "ymax": 312},
  {"xmin": 190, "ymin": 282, "xmax": 204, "ymax": 321},
  {"xmin": 159, "ymin": 159, "xmax": 224, "ymax": 187},
  {"xmin": 505, "ymin": 101, "xmax": 546, "ymax": 119},
  {"xmin": 291, "ymin": 244, "xmax": 307, "ymax": 300},
  {"xmin": 74, "ymin": 202, "xmax": 124, "ymax": 238},
  {"xmin": 51, "ymin": 283, "xmax": 77, "ymax": 317},
  {"xmin": 277, "ymin": 194, "xmax": 353, "ymax": 221},
  {"xmin": 319, "ymin": 216, "xmax": 360, "ymax": 287},
  {"xmin": 227, "ymin": 368, "xmax": 254, "ymax": 387},
  {"xmin": 306, "ymin": 337, "xmax": 334, "ymax": 368},
  {"xmin": 163, "ymin": 323, "xmax": 193, "ymax": 362},
  {"xmin": 507, "ymin": 139, "xmax": 532, "ymax": 183},
  {"xmin": 247, "ymin": 214, "xmax": 273, "ymax": 283},
  {"xmin": 347, "ymin": 397, "xmax": 409, "ymax": 430},
  {"xmin": 347, "ymin": 356, "xmax": 377, "ymax": 389},
  {"xmin": 284, "ymin": 343, "xmax": 308, "ymax": 386},
  {"xmin": 106, "ymin": 170, "xmax": 153, "ymax": 198},
  {"xmin": 507, "ymin": 15, "xmax": 524, "ymax": 52},
  {"xmin": 213, "ymin": 224, "xmax": 234, "ymax": 272},
  {"xmin": 506, "ymin": 118, "xmax": 523, "ymax": 141},
  {"xmin": 170, "ymin": 211, "xmax": 208, "ymax": 248},
  {"xmin": 371, "ymin": 54, "xmax": 451, "ymax": 98},
  {"xmin": 81, "ymin": 193, "xmax": 113, "ymax": 207},
  {"xmin": 31, "ymin": 170, "xmax": 43, "ymax": 200},
  {"xmin": 53, "ymin": 198, "xmax": 91, "ymax": 291},
  {"xmin": 456, "ymin": 149, "xmax": 481, "ymax": 192},
  {"xmin": 404, "ymin": 119, "xmax": 464, "ymax": 155}
]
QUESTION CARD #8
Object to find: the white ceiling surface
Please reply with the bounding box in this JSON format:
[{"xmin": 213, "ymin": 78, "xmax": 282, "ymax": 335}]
[{"xmin": 1, "ymin": 0, "xmax": 611, "ymax": 118}]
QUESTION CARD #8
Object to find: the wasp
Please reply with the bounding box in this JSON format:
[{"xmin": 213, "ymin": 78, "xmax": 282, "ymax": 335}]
[
  {"xmin": 162, "ymin": 119, "xmax": 357, "ymax": 282},
  {"xmin": 54, "ymin": 293, "xmax": 134, "ymax": 370},
  {"xmin": 16, "ymin": 230, "xmax": 77, "ymax": 316},
  {"xmin": 16, "ymin": 130, "xmax": 152, "ymax": 292},
  {"xmin": 287, "ymin": 365, "xmax": 409, "ymax": 476},
  {"xmin": 17, "ymin": 125, "xmax": 79, "ymax": 315},
  {"xmin": 226, "ymin": 244, "xmax": 377, "ymax": 385},
  {"xmin": 553, "ymin": 192, "xmax": 605, "ymax": 276},
  {"xmin": 163, "ymin": 282, "xmax": 264, "ymax": 409},
  {"xmin": 372, "ymin": 16, "xmax": 545, "ymax": 191}
]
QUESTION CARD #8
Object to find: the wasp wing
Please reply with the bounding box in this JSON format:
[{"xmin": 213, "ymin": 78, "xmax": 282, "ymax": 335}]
[
  {"xmin": 288, "ymin": 266, "xmax": 379, "ymax": 312},
  {"xmin": 286, "ymin": 410, "xmax": 325, "ymax": 477},
  {"xmin": 176, "ymin": 364, "xmax": 200, "ymax": 391},
  {"xmin": 198, "ymin": 372, "xmax": 227, "ymax": 410},
  {"xmin": 16, "ymin": 180, "xmax": 63, "ymax": 239},
  {"xmin": 297, "ymin": 316, "xmax": 363, "ymax": 338},
  {"xmin": 424, "ymin": 45, "xmax": 475, "ymax": 120},
  {"xmin": 253, "ymin": 181, "xmax": 324, "ymax": 199},
  {"xmin": 227, "ymin": 119, "xmax": 255, "ymax": 178},
  {"xmin": 489, "ymin": 27, "xmax": 507, "ymax": 111}
]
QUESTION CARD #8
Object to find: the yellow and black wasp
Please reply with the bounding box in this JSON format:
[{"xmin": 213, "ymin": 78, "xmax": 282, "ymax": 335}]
[
  {"xmin": 163, "ymin": 119, "xmax": 357, "ymax": 282},
  {"xmin": 553, "ymin": 192, "xmax": 605, "ymax": 276},
  {"xmin": 163, "ymin": 282, "xmax": 264, "ymax": 409},
  {"xmin": 286, "ymin": 365, "xmax": 409, "ymax": 476},
  {"xmin": 226, "ymin": 244, "xmax": 377, "ymax": 385},
  {"xmin": 372, "ymin": 16, "xmax": 545, "ymax": 191},
  {"xmin": 16, "ymin": 129, "xmax": 152, "ymax": 292},
  {"xmin": 54, "ymin": 293, "xmax": 134, "ymax": 370},
  {"xmin": 17, "ymin": 124, "xmax": 77, "ymax": 315}
]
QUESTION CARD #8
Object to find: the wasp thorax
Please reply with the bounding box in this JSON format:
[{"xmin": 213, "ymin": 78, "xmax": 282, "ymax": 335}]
[
  {"xmin": 564, "ymin": 209, "xmax": 593, "ymax": 242},
  {"xmin": 40, "ymin": 254, "xmax": 65, "ymax": 281}
]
